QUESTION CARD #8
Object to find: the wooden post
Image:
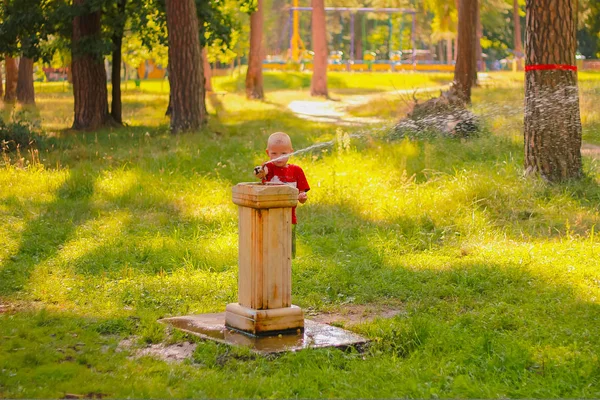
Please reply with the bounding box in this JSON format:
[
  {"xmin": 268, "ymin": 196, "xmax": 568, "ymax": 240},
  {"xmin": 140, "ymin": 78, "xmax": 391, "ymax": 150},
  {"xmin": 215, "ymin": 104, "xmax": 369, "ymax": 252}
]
[{"xmin": 226, "ymin": 183, "xmax": 304, "ymax": 335}]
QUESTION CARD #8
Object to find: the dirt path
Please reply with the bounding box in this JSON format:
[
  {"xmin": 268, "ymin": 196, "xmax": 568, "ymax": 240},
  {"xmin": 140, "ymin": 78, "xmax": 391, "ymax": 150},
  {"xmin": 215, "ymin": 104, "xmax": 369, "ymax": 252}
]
[
  {"xmin": 581, "ymin": 143, "xmax": 600, "ymax": 159},
  {"xmin": 287, "ymin": 86, "xmax": 447, "ymax": 126}
]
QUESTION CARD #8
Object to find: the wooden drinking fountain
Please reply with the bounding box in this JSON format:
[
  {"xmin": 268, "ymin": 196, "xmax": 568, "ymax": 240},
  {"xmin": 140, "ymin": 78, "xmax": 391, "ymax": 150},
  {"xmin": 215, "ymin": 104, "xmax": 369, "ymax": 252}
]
[
  {"xmin": 159, "ymin": 182, "xmax": 367, "ymax": 354},
  {"xmin": 226, "ymin": 182, "xmax": 304, "ymax": 335}
]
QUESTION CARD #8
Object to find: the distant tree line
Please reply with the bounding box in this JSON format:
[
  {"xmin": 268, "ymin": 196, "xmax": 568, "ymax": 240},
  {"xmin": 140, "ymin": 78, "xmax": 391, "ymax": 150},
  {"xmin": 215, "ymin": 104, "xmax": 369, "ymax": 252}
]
[{"xmin": 0, "ymin": 0, "xmax": 247, "ymax": 132}]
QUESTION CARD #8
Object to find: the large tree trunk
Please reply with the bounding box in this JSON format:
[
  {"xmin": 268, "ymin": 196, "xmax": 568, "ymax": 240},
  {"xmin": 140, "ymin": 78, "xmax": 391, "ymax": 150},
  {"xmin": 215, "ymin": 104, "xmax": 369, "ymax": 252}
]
[
  {"xmin": 4, "ymin": 56, "xmax": 18, "ymax": 103},
  {"xmin": 72, "ymin": 0, "xmax": 112, "ymax": 130},
  {"xmin": 16, "ymin": 57, "xmax": 35, "ymax": 105},
  {"xmin": 513, "ymin": 0, "xmax": 523, "ymax": 69},
  {"xmin": 111, "ymin": 0, "xmax": 127, "ymax": 124},
  {"xmin": 203, "ymin": 47, "xmax": 213, "ymax": 92},
  {"xmin": 245, "ymin": 0, "xmax": 264, "ymax": 99},
  {"xmin": 524, "ymin": 0, "xmax": 582, "ymax": 181},
  {"xmin": 165, "ymin": 0, "xmax": 206, "ymax": 132},
  {"xmin": 310, "ymin": 0, "xmax": 328, "ymax": 97},
  {"xmin": 452, "ymin": 0, "xmax": 478, "ymax": 103}
]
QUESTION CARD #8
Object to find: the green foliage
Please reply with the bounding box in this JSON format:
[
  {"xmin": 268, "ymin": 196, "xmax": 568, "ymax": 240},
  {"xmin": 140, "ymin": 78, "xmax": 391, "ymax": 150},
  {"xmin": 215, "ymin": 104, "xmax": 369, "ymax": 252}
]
[
  {"xmin": 0, "ymin": 0, "xmax": 248, "ymax": 71},
  {"xmin": 0, "ymin": 116, "xmax": 43, "ymax": 152},
  {"xmin": 580, "ymin": 0, "xmax": 600, "ymax": 58},
  {"xmin": 0, "ymin": 0, "xmax": 66, "ymax": 61},
  {"xmin": 480, "ymin": 0, "xmax": 516, "ymax": 61}
]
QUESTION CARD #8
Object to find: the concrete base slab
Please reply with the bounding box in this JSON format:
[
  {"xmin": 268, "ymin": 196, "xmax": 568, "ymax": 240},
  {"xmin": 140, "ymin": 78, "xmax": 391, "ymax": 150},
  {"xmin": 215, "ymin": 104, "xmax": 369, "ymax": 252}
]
[{"xmin": 159, "ymin": 313, "xmax": 369, "ymax": 355}]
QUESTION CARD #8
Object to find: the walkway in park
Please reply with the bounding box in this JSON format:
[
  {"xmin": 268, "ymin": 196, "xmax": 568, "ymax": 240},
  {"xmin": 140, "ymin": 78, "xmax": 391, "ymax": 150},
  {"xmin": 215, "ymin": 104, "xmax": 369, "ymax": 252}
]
[
  {"xmin": 287, "ymin": 86, "xmax": 448, "ymax": 126},
  {"xmin": 582, "ymin": 143, "xmax": 600, "ymax": 159}
]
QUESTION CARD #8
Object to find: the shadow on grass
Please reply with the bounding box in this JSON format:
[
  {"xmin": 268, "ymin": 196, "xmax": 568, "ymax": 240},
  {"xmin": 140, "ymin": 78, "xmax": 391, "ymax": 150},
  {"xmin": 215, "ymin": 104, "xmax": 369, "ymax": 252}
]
[
  {"xmin": 0, "ymin": 168, "xmax": 97, "ymax": 296},
  {"xmin": 64, "ymin": 169, "xmax": 237, "ymax": 278},
  {"xmin": 295, "ymin": 202, "xmax": 600, "ymax": 383},
  {"xmin": 0, "ymin": 144, "xmax": 241, "ymax": 300}
]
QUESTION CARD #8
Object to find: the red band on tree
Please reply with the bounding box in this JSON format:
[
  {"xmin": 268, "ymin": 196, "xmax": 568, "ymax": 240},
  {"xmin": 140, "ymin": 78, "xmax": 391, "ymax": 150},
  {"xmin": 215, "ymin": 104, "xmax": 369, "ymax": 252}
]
[{"xmin": 525, "ymin": 64, "xmax": 577, "ymax": 72}]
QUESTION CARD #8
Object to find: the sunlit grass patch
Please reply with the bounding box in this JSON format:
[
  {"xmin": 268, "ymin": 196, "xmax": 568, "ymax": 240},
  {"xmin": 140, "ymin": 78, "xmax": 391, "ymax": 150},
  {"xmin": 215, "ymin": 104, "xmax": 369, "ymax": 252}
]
[{"xmin": 213, "ymin": 71, "xmax": 453, "ymax": 94}]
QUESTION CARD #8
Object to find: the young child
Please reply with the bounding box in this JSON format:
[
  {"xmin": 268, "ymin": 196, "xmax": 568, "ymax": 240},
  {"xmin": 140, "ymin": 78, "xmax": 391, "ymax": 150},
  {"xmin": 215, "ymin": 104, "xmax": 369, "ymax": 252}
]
[{"xmin": 254, "ymin": 132, "xmax": 310, "ymax": 258}]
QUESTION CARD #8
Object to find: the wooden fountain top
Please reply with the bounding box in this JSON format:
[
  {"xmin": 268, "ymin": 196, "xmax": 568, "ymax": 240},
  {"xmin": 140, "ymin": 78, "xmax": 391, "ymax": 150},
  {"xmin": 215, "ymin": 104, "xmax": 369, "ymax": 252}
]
[{"xmin": 232, "ymin": 182, "xmax": 299, "ymax": 209}]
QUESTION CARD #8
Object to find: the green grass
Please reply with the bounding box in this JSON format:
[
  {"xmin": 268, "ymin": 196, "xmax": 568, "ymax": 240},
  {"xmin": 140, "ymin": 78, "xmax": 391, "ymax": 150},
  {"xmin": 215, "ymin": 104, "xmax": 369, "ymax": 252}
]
[
  {"xmin": 212, "ymin": 70, "xmax": 453, "ymax": 93},
  {"xmin": 1, "ymin": 72, "xmax": 600, "ymax": 398}
]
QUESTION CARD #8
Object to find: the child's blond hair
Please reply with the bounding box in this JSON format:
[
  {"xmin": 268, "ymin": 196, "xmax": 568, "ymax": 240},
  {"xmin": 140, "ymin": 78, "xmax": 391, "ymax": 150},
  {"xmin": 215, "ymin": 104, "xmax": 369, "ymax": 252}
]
[{"xmin": 267, "ymin": 132, "xmax": 292, "ymax": 148}]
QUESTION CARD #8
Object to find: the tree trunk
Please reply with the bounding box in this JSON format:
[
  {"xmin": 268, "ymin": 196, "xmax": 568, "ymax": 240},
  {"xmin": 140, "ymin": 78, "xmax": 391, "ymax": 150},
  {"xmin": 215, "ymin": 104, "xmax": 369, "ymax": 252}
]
[
  {"xmin": 524, "ymin": 0, "xmax": 582, "ymax": 181},
  {"xmin": 203, "ymin": 47, "xmax": 213, "ymax": 92},
  {"xmin": 111, "ymin": 0, "xmax": 127, "ymax": 124},
  {"xmin": 452, "ymin": 0, "xmax": 478, "ymax": 103},
  {"xmin": 4, "ymin": 56, "xmax": 18, "ymax": 103},
  {"xmin": 310, "ymin": 0, "xmax": 328, "ymax": 97},
  {"xmin": 453, "ymin": 38, "xmax": 457, "ymax": 62},
  {"xmin": 513, "ymin": 0, "xmax": 523, "ymax": 69},
  {"xmin": 72, "ymin": 0, "xmax": 112, "ymax": 130},
  {"xmin": 245, "ymin": 0, "xmax": 264, "ymax": 99},
  {"xmin": 475, "ymin": 3, "xmax": 483, "ymax": 78},
  {"xmin": 0, "ymin": 62, "xmax": 4, "ymax": 99},
  {"xmin": 354, "ymin": 14, "xmax": 363, "ymax": 60},
  {"xmin": 111, "ymin": 44, "xmax": 122, "ymax": 124},
  {"xmin": 16, "ymin": 57, "xmax": 35, "ymax": 105},
  {"xmin": 446, "ymin": 37, "xmax": 453, "ymax": 64},
  {"xmin": 165, "ymin": 0, "xmax": 206, "ymax": 132}
]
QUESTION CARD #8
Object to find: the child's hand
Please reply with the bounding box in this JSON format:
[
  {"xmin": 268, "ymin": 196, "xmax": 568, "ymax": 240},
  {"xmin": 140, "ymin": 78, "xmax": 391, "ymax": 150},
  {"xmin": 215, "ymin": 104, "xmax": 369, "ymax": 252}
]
[
  {"xmin": 298, "ymin": 191, "xmax": 308, "ymax": 204},
  {"xmin": 253, "ymin": 164, "xmax": 268, "ymax": 179}
]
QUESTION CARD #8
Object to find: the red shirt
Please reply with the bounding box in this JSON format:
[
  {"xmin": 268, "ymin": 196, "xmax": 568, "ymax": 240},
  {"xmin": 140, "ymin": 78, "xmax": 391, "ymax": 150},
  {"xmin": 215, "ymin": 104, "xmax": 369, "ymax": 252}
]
[{"xmin": 262, "ymin": 163, "xmax": 310, "ymax": 224}]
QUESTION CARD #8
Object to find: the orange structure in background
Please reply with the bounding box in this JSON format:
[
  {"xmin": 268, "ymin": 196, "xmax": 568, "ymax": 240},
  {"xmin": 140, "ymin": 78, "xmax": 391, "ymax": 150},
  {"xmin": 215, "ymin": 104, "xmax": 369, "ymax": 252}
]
[{"xmin": 137, "ymin": 59, "xmax": 167, "ymax": 79}]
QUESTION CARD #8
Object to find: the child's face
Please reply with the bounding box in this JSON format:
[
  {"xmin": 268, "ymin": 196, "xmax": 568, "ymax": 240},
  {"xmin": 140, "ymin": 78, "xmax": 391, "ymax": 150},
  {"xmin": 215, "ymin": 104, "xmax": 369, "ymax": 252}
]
[{"xmin": 266, "ymin": 142, "xmax": 293, "ymax": 167}]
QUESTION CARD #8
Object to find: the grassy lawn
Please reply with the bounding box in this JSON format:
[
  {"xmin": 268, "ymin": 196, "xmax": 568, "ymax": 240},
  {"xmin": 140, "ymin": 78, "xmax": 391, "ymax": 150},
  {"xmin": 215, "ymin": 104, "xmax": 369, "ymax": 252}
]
[{"xmin": 1, "ymin": 71, "xmax": 600, "ymax": 398}]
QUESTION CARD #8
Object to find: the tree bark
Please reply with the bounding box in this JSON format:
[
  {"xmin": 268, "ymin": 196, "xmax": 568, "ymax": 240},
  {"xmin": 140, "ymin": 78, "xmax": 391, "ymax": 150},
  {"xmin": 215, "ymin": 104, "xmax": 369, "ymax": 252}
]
[
  {"xmin": 524, "ymin": 0, "xmax": 582, "ymax": 181},
  {"xmin": 111, "ymin": 42, "xmax": 122, "ymax": 123},
  {"xmin": 513, "ymin": 0, "xmax": 523, "ymax": 69},
  {"xmin": 446, "ymin": 37, "xmax": 453, "ymax": 64},
  {"xmin": 246, "ymin": 0, "xmax": 264, "ymax": 99},
  {"xmin": 72, "ymin": 0, "xmax": 112, "ymax": 130},
  {"xmin": 4, "ymin": 56, "xmax": 18, "ymax": 103},
  {"xmin": 0, "ymin": 61, "xmax": 4, "ymax": 99},
  {"xmin": 354, "ymin": 14, "xmax": 363, "ymax": 60},
  {"xmin": 310, "ymin": 0, "xmax": 328, "ymax": 97},
  {"xmin": 16, "ymin": 57, "xmax": 35, "ymax": 105},
  {"xmin": 111, "ymin": 0, "xmax": 127, "ymax": 124},
  {"xmin": 203, "ymin": 47, "xmax": 213, "ymax": 92},
  {"xmin": 452, "ymin": 0, "xmax": 478, "ymax": 103},
  {"xmin": 475, "ymin": 4, "xmax": 483, "ymax": 78},
  {"xmin": 165, "ymin": 0, "xmax": 206, "ymax": 132},
  {"xmin": 453, "ymin": 38, "xmax": 457, "ymax": 62}
]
